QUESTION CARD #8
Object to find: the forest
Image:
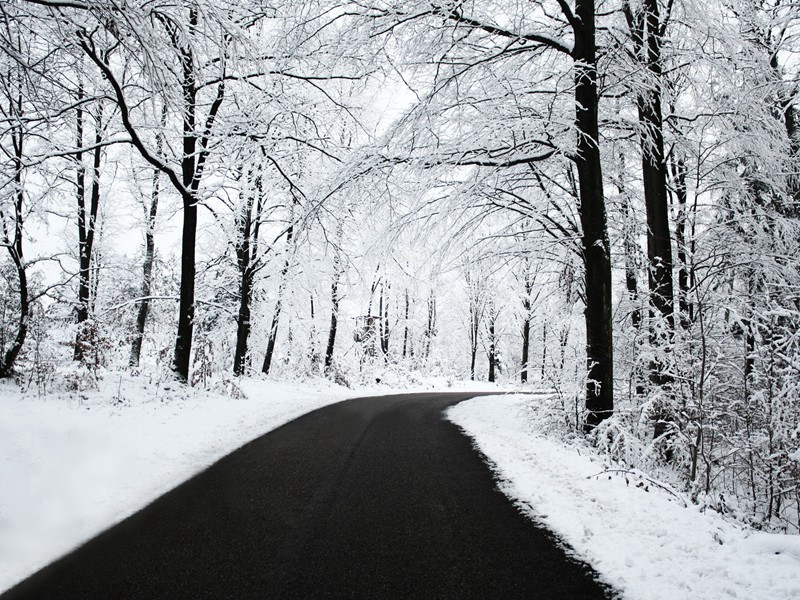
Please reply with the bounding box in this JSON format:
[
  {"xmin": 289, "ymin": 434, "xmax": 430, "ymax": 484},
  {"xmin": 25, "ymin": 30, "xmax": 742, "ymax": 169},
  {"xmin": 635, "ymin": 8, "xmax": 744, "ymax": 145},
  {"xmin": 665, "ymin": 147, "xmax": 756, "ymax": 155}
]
[{"xmin": 1, "ymin": 0, "xmax": 799, "ymax": 536}]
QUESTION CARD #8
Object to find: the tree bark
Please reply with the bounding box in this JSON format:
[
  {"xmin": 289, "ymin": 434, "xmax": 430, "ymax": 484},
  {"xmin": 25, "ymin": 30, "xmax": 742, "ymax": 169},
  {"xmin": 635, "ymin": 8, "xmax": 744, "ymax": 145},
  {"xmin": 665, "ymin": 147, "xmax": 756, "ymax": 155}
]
[
  {"xmin": 74, "ymin": 101, "xmax": 102, "ymax": 363},
  {"xmin": 488, "ymin": 312, "xmax": 496, "ymax": 383},
  {"xmin": 0, "ymin": 82, "xmax": 30, "ymax": 377},
  {"xmin": 402, "ymin": 289, "xmax": 410, "ymax": 359},
  {"xmin": 233, "ymin": 174, "xmax": 256, "ymax": 376},
  {"xmin": 574, "ymin": 0, "xmax": 614, "ymax": 429},
  {"xmin": 670, "ymin": 153, "xmax": 692, "ymax": 326},
  {"xmin": 324, "ymin": 239, "xmax": 343, "ymax": 374},
  {"xmin": 262, "ymin": 221, "xmax": 295, "ymax": 376},
  {"xmin": 129, "ymin": 105, "xmax": 166, "ymax": 368},
  {"xmin": 520, "ymin": 309, "xmax": 530, "ymax": 383},
  {"xmin": 379, "ymin": 282, "xmax": 390, "ymax": 360}
]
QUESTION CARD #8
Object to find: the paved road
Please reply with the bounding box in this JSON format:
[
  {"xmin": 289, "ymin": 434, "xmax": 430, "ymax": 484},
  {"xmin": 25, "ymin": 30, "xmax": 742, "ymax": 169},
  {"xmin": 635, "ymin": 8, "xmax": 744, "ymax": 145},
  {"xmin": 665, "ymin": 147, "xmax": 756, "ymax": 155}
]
[{"xmin": 3, "ymin": 392, "xmax": 612, "ymax": 599}]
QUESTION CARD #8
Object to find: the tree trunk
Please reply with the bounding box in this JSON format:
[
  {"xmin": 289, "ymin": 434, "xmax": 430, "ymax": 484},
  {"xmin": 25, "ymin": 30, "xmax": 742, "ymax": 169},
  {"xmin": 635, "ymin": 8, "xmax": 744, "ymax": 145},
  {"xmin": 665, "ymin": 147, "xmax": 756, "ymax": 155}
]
[
  {"xmin": 670, "ymin": 153, "xmax": 692, "ymax": 326},
  {"xmin": 402, "ymin": 289, "xmax": 409, "ymax": 359},
  {"xmin": 324, "ymin": 243, "xmax": 343, "ymax": 374},
  {"xmin": 262, "ymin": 224, "xmax": 295, "ymax": 376},
  {"xmin": 540, "ymin": 322, "xmax": 548, "ymax": 379},
  {"xmin": 617, "ymin": 152, "xmax": 641, "ymax": 328},
  {"xmin": 574, "ymin": 0, "xmax": 614, "ymax": 429},
  {"xmin": 173, "ymin": 195, "xmax": 197, "ymax": 381},
  {"xmin": 74, "ymin": 102, "xmax": 102, "ymax": 363},
  {"xmin": 380, "ymin": 282, "xmax": 390, "ymax": 360},
  {"xmin": 520, "ymin": 316, "xmax": 530, "ymax": 383},
  {"xmin": 129, "ymin": 106, "xmax": 166, "ymax": 368},
  {"xmin": 625, "ymin": 0, "xmax": 676, "ymax": 442},
  {"xmin": 423, "ymin": 292, "xmax": 436, "ymax": 360},
  {"xmin": 0, "ymin": 86, "xmax": 30, "ymax": 377},
  {"xmin": 488, "ymin": 314, "xmax": 496, "ymax": 383}
]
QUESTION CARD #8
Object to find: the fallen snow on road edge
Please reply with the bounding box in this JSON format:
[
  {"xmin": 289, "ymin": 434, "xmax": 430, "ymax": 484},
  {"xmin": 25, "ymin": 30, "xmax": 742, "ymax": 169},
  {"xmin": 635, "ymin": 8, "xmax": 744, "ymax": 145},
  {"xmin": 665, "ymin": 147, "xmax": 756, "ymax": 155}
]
[{"xmin": 447, "ymin": 394, "xmax": 800, "ymax": 600}]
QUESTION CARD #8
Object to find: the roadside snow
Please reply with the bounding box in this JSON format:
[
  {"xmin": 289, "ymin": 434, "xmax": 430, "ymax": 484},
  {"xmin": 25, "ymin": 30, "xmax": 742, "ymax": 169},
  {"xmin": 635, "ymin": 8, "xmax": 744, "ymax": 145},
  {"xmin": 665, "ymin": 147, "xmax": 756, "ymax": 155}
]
[
  {"xmin": 448, "ymin": 394, "xmax": 800, "ymax": 600},
  {"xmin": 0, "ymin": 374, "xmax": 508, "ymax": 592},
  {"xmin": 0, "ymin": 375, "xmax": 354, "ymax": 592}
]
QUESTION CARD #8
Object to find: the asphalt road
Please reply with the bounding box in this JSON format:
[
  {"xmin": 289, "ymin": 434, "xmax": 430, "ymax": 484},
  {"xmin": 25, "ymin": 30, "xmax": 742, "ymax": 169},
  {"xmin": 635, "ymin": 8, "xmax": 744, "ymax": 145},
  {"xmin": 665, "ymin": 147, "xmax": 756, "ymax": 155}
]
[{"xmin": 3, "ymin": 392, "xmax": 613, "ymax": 599}]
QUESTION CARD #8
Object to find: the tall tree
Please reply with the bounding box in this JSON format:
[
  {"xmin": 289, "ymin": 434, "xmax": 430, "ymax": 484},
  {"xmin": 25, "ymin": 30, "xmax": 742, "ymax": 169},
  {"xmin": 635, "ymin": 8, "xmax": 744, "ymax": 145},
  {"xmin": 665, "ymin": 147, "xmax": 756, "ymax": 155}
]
[{"xmin": 129, "ymin": 104, "xmax": 167, "ymax": 368}]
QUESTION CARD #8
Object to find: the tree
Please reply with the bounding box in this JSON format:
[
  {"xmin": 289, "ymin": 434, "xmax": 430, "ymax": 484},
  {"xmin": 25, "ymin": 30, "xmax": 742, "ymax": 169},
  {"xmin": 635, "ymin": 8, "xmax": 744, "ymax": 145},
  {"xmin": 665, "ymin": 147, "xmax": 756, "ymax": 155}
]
[
  {"xmin": 362, "ymin": 0, "xmax": 614, "ymax": 425},
  {"xmin": 0, "ymin": 39, "xmax": 30, "ymax": 376}
]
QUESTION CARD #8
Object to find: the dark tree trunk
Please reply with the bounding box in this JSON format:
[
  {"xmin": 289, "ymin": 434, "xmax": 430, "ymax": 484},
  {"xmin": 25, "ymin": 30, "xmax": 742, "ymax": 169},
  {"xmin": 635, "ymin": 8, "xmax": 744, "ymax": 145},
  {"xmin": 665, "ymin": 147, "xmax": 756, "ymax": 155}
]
[
  {"xmin": 173, "ymin": 195, "xmax": 197, "ymax": 381},
  {"xmin": 488, "ymin": 314, "xmax": 496, "ymax": 383},
  {"xmin": 130, "ymin": 106, "xmax": 166, "ymax": 368},
  {"xmin": 574, "ymin": 0, "xmax": 614, "ymax": 429},
  {"xmin": 468, "ymin": 295, "xmax": 480, "ymax": 381},
  {"xmin": 625, "ymin": 0, "xmax": 676, "ymax": 443},
  {"xmin": 233, "ymin": 170, "xmax": 261, "ymax": 376},
  {"xmin": 172, "ymin": 25, "xmax": 199, "ymax": 382},
  {"xmin": 379, "ymin": 283, "xmax": 390, "ymax": 360},
  {"xmin": 520, "ymin": 312, "xmax": 530, "ymax": 383},
  {"xmin": 520, "ymin": 265, "xmax": 534, "ymax": 383},
  {"xmin": 233, "ymin": 173, "xmax": 256, "ymax": 376},
  {"xmin": 423, "ymin": 292, "xmax": 436, "ymax": 360},
  {"xmin": 74, "ymin": 102, "xmax": 102, "ymax": 363},
  {"xmin": 402, "ymin": 289, "xmax": 409, "ymax": 359},
  {"xmin": 540, "ymin": 322, "xmax": 547, "ymax": 379},
  {"xmin": 234, "ymin": 269, "xmax": 253, "ymax": 376},
  {"xmin": 262, "ymin": 221, "xmax": 295, "ymax": 376},
  {"xmin": 324, "ymin": 248, "xmax": 342, "ymax": 374},
  {"xmin": 0, "ymin": 84, "xmax": 30, "ymax": 377}
]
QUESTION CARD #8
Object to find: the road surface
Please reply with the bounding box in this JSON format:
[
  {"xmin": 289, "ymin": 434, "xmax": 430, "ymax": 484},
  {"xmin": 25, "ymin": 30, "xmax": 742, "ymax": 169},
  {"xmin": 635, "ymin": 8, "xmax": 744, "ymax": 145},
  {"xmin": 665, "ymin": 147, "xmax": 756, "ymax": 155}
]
[{"xmin": 2, "ymin": 392, "xmax": 612, "ymax": 599}]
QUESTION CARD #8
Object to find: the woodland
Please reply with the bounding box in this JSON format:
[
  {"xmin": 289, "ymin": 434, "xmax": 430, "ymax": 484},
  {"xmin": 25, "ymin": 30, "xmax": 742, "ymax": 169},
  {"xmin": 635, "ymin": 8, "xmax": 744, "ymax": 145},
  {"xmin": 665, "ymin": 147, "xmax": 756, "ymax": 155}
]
[{"xmin": 1, "ymin": 0, "xmax": 799, "ymax": 533}]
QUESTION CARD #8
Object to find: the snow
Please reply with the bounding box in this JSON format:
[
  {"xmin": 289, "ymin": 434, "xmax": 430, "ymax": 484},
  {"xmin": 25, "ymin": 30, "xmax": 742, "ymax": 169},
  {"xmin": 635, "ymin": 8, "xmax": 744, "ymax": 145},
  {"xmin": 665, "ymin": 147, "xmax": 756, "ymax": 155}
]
[
  {"xmin": 0, "ymin": 374, "xmax": 509, "ymax": 593},
  {"xmin": 448, "ymin": 394, "xmax": 800, "ymax": 600},
  {"xmin": 0, "ymin": 375, "xmax": 355, "ymax": 592}
]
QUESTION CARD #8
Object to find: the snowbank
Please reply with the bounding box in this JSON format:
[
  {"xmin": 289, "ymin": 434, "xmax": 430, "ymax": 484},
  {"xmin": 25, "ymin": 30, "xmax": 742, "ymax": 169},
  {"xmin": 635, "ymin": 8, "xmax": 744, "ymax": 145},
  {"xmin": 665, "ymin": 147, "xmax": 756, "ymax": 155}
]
[
  {"xmin": 0, "ymin": 375, "xmax": 355, "ymax": 592},
  {"xmin": 448, "ymin": 394, "xmax": 800, "ymax": 600}
]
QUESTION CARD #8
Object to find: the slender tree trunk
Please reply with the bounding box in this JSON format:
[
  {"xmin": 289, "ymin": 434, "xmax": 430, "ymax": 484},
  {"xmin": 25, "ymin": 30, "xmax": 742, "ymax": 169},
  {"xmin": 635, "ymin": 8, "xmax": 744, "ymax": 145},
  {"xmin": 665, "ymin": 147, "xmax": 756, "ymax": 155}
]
[
  {"xmin": 0, "ymin": 85, "xmax": 30, "ymax": 377},
  {"xmin": 670, "ymin": 153, "xmax": 692, "ymax": 325},
  {"xmin": 73, "ymin": 87, "xmax": 86, "ymax": 360},
  {"xmin": 617, "ymin": 152, "xmax": 641, "ymax": 328},
  {"xmin": 324, "ymin": 241, "xmax": 343, "ymax": 374},
  {"xmin": 574, "ymin": 0, "xmax": 614, "ymax": 429},
  {"xmin": 234, "ymin": 267, "xmax": 253, "ymax": 375},
  {"xmin": 130, "ymin": 106, "xmax": 166, "ymax": 368},
  {"xmin": 74, "ymin": 102, "xmax": 102, "ymax": 363},
  {"xmin": 488, "ymin": 311, "xmax": 496, "ymax": 383},
  {"xmin": 402, "ymin": 289, "xmax": 409, "ymax": 359},
  {"xmin": 232, "ymin": 171, "xmax": 255, "ymax": 376},
  {"xmin": 379, "ymin": 282, "xmax": 390, "ymax": 361},
  {"xmin": 263, "ymin": 221, "xmax": 295, "ymax": 376},
  {"xmin": 521, "ymin": 312, "xmax": 530, "ymax": 383},
  {"xmin": 520, "ymin": 265, "xmax": 534, "ymax": 383},
  {"xmin": 423, "ymin": 292, "xmax": 436, "ymax": 360}
]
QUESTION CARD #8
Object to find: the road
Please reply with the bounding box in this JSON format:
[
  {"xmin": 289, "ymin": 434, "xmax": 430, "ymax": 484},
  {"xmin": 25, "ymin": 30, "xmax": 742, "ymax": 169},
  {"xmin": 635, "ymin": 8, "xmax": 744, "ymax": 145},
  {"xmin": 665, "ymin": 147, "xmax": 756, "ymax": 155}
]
[{"xmin": 2, "ymin": 392, "xmax": 612, "ymax": 599}]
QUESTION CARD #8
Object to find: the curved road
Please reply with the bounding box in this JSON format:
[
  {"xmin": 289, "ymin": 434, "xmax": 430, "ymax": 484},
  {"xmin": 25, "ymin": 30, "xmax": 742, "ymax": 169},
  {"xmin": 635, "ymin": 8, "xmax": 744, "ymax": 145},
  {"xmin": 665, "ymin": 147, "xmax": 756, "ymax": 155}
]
[{"xmin": 3, "ymin": 392, "xmax": 612, "ymax": 599}]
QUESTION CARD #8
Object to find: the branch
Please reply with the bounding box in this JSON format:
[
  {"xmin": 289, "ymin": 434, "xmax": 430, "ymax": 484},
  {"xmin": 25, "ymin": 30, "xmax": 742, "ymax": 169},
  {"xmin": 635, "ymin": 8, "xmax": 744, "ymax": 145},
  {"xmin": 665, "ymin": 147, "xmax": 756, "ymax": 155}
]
[
  {"xmin": 77, "ymin": 30, "xmax": 188, "ymax": 199},
  {"xmin": 22, "ymin": 0, "xmax": 90, "ymax": 9},
  {"xmin": 434, "ymin": 5, "xmax": 573, "ymax": 56}
]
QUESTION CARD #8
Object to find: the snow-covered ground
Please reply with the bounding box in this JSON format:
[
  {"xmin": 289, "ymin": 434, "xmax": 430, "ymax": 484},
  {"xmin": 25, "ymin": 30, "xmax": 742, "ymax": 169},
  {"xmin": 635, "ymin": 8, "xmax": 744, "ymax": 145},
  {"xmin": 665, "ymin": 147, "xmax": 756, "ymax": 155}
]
[
  {"xmin": 448, "ymin": 394, "xmax": 800, "ymax": 600},
  {"xmin": 0, "ymin": 373, "xmax": 507, "ymax": 592},
  {"xmin": 0, "ymin": 375, "xmax": 359, "ymax": 592}
]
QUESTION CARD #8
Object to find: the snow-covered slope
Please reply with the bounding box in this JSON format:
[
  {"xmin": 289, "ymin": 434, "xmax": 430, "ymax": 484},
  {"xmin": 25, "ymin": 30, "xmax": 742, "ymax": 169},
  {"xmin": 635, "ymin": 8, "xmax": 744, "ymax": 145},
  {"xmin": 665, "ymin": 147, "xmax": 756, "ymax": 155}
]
[{"xmin": 448, "ymin": 394, "xmax": 800, "ymax": 600}]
